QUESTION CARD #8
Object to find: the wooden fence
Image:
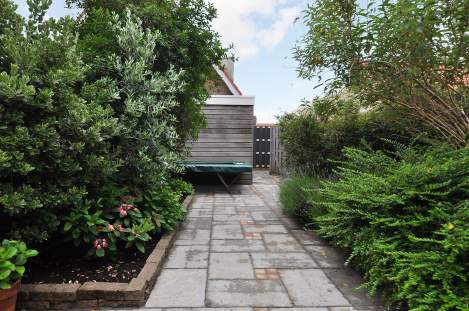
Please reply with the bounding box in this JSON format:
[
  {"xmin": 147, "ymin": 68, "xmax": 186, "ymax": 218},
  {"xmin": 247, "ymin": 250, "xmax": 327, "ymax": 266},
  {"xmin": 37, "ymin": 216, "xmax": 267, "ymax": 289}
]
[{"xmin": 269, "ymin": 126, "xmax": 284, "ymax": 175}]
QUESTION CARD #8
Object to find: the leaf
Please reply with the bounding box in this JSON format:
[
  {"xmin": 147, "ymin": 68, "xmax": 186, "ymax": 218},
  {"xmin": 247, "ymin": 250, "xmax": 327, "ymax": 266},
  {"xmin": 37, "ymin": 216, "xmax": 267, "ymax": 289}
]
[
  {"xmin": 96, "ymin": 248, "xmax": 105, "ymax": 257},
  {"xmin": 4, "ymin": 247, "xmax": 17, "ymax": 259},
  {"xmin": 0, "ymin": 270, "xmax": 12, "ymax": 280},
  {"xmin": 63, "ymin": 222, "xmax": 73, "ymax": 232},
  {"xmin": 135, "ymin": 241, "xmax": 145, "ymax": 253},
  {"xmin": 15, "ymin": 266, "xmax": 25, "ymax": 276},
  {"xmin": 0, "ymin": 281, "xmax": 11, "ymax": 290},
  {"xmin": 25, "ymin": 249, "xmax": 38, "ymax": 258}
]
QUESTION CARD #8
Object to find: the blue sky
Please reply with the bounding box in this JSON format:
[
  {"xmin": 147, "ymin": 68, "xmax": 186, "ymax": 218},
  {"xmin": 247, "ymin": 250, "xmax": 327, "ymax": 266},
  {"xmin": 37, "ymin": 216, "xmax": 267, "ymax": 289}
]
[{"xmin": 13, "ymin": 0, "xmax": 322, "ymax": 123}]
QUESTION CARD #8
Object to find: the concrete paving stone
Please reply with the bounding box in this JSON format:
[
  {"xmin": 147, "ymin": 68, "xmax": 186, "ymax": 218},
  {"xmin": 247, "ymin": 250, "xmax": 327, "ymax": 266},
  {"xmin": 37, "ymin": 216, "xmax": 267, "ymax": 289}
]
[
  {"xmin": 188, "ymin": 209, "xmax": 213, "ymax": 218},
  {"xmin": 305, "ymin": 246, "xmax": 346, "ymax": 268},
  {"xmin": 209, "ymin": 253, "xmax": 255, "ymax": 279},
  {"xmin": 251, "ymin": 252, "xmax": 318, "ymax": 269},
  {"xmin": 165, "ymin": 245, "xmax": 209, "ymax": 268},
  {"xmin": 323, "ymin": 268, "xmax": 381, "ymax": 307},
  {"xmin": 211, "ymin": 239, "xmax": 265, "ymax": 252},
  {"xmin": 213, "ymin": 214, "xmax": 254, "ymax": 222},
  {"xmin": 183, "ymin": 217, "xmax": 212, "ymax": 230},
  {"xmin": 271, "ymin": 308, "xmax": 328, "ymax": 311},
  {"xmin": 250, "ymin": 211, "xmax": 280, "ymax": 221},
  {"xmin": 279, "ymin": 269, "xmax": 350, "ymax": 307},
  {"xmin": 206, "ymin": 280, "xmax": 292, "ymax": 307},
  {"xmin": 264, "ymin": 234, "xmax": 304, "ymax": 252},
  {"xmin": 212, "ymin": 224, "xmax": 244, "ymax": 239},
  {"xmin": 214, "ymin": 206, "xmax": 238, "ymax": 215},
  {"xmin": 291, "ymin": 230, "xmax": 326, "ymax": 246},
  {"xmin": 243, "ymin": 224, "xmax": 288, "ymax": 234},
  {"xmin": 178, "ymin": 229, "xmax": 211, "ymax": 241},
  {"xmin": 146, "ymin": 269, "xmax": 207, "ymax": 307},
  {"xmin": 237, "ymin": 206, "xmax": 271, "ymax": 212}
]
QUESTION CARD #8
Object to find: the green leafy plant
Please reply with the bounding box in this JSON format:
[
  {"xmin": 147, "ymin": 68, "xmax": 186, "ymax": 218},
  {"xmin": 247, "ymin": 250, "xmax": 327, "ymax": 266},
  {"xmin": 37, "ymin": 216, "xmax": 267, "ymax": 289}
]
[
  {"xmin": 143, "ymin": 184, "xmax": 187, "ymax": 232},
  {"xmin": 279, "ymin": 174, "xmax": 324, "ymax": 220},
  {"xmin": 312, "ymin": 146, "xmax": 469, "ymax": 310},
  {"xmin": 0, "ymin": 240, "xmax": 38, "ymax": 289}
]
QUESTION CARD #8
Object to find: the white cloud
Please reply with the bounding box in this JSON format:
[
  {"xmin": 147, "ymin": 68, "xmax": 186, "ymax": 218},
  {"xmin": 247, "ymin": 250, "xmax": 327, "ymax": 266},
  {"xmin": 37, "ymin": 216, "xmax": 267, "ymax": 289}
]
[{"xmin": 209, "ymin": 0, "xmax": 300, "ymax": 59}]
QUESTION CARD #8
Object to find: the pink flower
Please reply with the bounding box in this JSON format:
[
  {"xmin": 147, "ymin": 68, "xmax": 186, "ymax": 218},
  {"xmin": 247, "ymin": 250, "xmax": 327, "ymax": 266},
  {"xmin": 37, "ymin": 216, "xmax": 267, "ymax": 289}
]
[
  {"xmin": 102, "ymin": 239, "xmax": 108, "ymax": 248},
  {"xmin": 117, "ymin": 225, "xmax": 125, "ymax": 232},
  {"xmin": 119, "ymin": 209, "xmax": 127, "ymax": 217},
  {"xmin": 108, "ymin": 224, "xmax": 115, "ymax": 232}
]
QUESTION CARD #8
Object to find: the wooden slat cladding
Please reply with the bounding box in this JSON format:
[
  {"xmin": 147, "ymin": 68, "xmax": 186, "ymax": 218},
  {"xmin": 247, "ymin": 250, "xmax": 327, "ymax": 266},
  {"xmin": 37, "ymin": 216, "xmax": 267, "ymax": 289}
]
[{"xmin": 188, "ymin": 103, "xmax": 254, "ymax": 184}]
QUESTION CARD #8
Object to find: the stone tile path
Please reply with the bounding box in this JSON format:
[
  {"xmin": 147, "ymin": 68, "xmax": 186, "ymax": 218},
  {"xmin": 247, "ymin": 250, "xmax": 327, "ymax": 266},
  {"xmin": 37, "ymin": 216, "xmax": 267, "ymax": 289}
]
[{"xmin": 115, "ymin": 171, "xmax": 383, "ymax": 311}]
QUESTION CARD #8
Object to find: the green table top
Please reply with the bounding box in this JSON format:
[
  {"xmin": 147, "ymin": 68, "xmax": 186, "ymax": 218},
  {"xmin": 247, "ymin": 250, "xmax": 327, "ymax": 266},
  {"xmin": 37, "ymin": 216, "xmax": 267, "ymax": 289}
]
[{"xmin": 183, "ymin": 161, "xmax": 252, "ymax": 173}]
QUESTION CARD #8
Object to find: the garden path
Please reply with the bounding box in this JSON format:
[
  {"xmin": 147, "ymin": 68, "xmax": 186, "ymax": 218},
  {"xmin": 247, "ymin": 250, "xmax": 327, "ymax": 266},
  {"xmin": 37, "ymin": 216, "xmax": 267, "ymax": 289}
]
[{"xmin": 115, "ymin": 170, "xmax": 383, "ymax": 311}]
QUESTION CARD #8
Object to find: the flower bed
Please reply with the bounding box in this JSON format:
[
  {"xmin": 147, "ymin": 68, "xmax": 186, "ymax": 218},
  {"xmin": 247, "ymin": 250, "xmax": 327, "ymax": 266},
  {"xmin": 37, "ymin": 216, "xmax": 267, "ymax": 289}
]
[{"xmin": 17, "ymin": 195, "xmax": 193, "ymax": 310}]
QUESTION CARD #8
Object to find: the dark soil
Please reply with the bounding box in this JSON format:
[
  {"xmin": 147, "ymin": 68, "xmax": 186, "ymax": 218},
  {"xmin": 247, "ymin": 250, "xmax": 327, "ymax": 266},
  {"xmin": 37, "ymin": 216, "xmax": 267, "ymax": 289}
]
[{"xmin": 23, "ymin": 234, "xmax": 162, "ymax": 284}]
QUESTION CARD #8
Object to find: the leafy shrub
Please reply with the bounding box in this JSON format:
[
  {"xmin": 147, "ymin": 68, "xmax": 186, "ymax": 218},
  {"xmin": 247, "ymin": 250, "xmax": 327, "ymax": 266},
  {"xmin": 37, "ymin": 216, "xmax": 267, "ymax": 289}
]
[
  {"xmin": 313, "ymin": 146, "xmax": 469, "ymax": 310},
  {"xmin": 142, "ymin": 183, "xmax": 188, "ymax": 232},
  {"xmin": 0, "ymin": 1, "xmax": 120, "ymax": 242},
  {"xmin": 0, "ymin": 240, "xmax": 38, "ymax": 289},
  {"xmin": 278, "ymin": 94, "xmax": 418, "ymax": 175},
  {"xmin": 0, "ymin": 1, "xmax": 200, "ymax": 258},
  {"xmin": 279, "ymin": 175, "xmax": 324, "ymax": 220}
]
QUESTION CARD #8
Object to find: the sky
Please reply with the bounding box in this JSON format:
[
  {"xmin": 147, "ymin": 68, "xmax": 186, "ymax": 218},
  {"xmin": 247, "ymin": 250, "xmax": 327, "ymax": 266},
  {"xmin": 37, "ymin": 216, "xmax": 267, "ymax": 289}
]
[{"xmin": 13, "ymin": 0, "xmax": 323, "ymax": 123}]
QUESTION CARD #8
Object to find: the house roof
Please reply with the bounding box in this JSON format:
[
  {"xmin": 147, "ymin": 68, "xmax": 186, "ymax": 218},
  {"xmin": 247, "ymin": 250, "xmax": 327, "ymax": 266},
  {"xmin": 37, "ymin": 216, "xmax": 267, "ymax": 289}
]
[{"xmin": 213, "ymin": 65, "xmax": 243, "ymax": 96}]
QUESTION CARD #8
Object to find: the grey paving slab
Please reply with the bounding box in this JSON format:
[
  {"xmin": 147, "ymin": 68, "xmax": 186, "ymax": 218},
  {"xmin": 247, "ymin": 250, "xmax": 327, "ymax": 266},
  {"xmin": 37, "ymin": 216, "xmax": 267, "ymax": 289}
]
[
  {"xmin": 178, "ymin": 229, "xmax": 211, "ymax": 241},
  {"xmin": 146, "ymin": 269, "xmax": 207, "ymax": 307},
  {"xmin": 271, "ymin": 308, "xmax": 328, "ymax": 311},
  {"xmin": 279, "ymin": 269, "xmax": 350, "ymax": 307},
  {"xmin": 305, "ymin": 246, "xmax": 346, "ymax": 268},
  {"xmin": 250, "ymin": 211, "xmax": 280, "ymax": 221},
  {"xmin": 206, "ymin": 280, "xmax": 292, "ymax": 307},
  {"xmin": 165, "ymin": 245, "xmax": 209, "ymax": 268},
  {"xmin": 183, "ymin": 217, "xmax": 212, "ymax": 230},
  {"xmin": 264, "ymin": 234, "xmax": 304, "ymax": 252},
  {"xmin": 211, "ymin": 239, "xmax": 265, "ymax": 252},
  {"xmin": 212, "ymin": 224, "xmax": 244, "ymax": 239},
  {"xmin": 188, "ymin": 209, "xmax": 213, "ymax": 218},
  {"xmin": 209, "ymin": 252, "xmax": 254, "ymax": 279},
  {"xmin": 213, "ymin": 214, "xmax": 254, "ymax": 222},
  {"xmin": 243, "ymin": 224, "xmax": 288, "ymax": 234},
  {"xmin": 251, "ymin": 252, "xmax": 318, "ymax": 269},
  {"xmin": 214, "ymin": 206, "xmax": 238, "ymax": 215}
]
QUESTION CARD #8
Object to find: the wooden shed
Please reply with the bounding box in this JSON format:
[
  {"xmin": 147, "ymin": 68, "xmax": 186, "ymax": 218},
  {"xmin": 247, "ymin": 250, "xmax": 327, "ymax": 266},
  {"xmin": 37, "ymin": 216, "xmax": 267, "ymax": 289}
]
[{"xmin": 186, "ymin": 62, "xmax": 256, "ymax": 185}]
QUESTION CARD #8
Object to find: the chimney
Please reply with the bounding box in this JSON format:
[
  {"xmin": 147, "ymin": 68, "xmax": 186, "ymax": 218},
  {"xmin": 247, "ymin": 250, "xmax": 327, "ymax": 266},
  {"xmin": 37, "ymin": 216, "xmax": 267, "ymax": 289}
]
[{"xmin": 221, "ymin": 58, "xmax": 235, "ymax": 81}]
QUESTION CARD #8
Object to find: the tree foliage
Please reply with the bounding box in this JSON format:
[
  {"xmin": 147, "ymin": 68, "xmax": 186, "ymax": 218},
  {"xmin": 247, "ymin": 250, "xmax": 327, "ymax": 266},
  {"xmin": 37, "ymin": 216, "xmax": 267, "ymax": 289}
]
[
  {"xmin": 295, "ymin": 0, "xmax": 469, "ymax": 147},
  {"xmin": 69, "ymin": 0, "xmax": 227, "ymax": 143}
]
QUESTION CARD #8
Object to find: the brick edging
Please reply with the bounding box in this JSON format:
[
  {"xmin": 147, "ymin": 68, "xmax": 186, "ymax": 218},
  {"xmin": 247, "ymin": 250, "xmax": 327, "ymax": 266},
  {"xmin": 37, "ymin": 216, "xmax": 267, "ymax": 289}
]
[{"xmin": 18, "ymin": 194, "xmax": 194, "ymax": 311}]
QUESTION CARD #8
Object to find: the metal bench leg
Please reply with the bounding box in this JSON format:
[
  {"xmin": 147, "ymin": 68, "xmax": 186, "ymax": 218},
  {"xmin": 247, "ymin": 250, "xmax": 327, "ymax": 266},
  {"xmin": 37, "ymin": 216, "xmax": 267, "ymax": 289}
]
[{"xmin": 216, "ymin": 172, "xmax": 232, "ymax": 194}]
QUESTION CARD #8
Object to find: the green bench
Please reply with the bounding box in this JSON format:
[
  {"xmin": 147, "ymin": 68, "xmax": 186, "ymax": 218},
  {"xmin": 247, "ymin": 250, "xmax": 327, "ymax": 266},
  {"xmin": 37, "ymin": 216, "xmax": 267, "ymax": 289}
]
[{"xmin": 183, "ymin": 161, "xmax": 252, "ymax": 194}]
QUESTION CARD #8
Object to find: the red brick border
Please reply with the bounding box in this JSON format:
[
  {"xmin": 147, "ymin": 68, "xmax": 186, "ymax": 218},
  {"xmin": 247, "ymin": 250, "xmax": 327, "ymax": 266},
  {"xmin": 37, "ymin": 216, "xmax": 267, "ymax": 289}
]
[{"xmin": 18, "ymin": 194, "xmax": 194, "ymax": 310}]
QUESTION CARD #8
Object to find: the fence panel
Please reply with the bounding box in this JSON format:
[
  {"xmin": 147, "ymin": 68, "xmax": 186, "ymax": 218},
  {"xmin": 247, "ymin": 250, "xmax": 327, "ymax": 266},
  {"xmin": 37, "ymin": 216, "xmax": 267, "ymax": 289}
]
[{"xmin": 269, "ymin": 126, "xmax": 284, "ymax": 175}]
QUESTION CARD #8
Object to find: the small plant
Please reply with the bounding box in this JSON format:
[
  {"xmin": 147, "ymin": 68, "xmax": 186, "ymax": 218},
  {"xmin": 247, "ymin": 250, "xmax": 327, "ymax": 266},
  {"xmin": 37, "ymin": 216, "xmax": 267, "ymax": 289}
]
[
  {"xmin": 0, "ymin": 240, "xmax": 38, "ymax": 289},
  {"xmin": 279, "ymin": 174, "xmax": 324, "ymax": 220}
]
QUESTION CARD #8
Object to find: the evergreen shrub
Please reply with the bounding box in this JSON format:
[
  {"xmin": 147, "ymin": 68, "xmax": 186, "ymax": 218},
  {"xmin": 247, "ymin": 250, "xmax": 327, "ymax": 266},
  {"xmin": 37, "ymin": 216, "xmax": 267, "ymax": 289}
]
[{"xmin": 313, "ymin": 146, "xmax": 469, "ymax": 310}]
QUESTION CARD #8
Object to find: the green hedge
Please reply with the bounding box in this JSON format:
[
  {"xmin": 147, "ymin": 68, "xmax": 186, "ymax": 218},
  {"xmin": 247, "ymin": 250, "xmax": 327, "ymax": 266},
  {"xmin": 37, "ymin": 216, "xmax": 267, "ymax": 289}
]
[{"xmin": 312, "ymin": 146, "xmax": 469, "ymax": 310}]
